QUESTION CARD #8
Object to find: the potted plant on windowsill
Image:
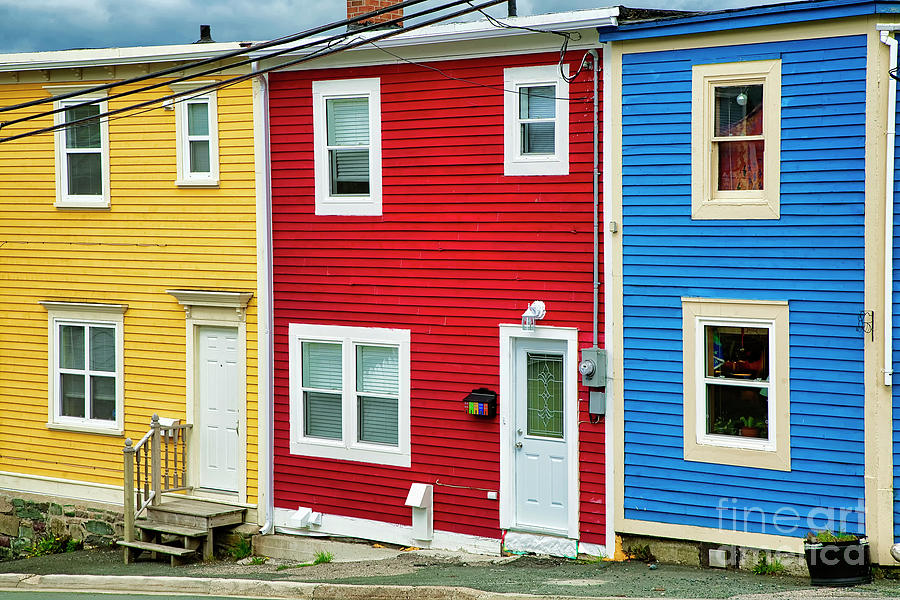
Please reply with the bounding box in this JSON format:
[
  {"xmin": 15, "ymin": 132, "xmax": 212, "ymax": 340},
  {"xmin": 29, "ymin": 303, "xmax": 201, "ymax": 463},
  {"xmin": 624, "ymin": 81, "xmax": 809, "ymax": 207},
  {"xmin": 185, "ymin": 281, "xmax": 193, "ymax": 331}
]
[
  {"xmin": 738, "ymin": 416, "xmax": 764, "ymax": 437},
  {"xmin": 804, "ymin": 531, "xmax": 871, "ymax": 587}
]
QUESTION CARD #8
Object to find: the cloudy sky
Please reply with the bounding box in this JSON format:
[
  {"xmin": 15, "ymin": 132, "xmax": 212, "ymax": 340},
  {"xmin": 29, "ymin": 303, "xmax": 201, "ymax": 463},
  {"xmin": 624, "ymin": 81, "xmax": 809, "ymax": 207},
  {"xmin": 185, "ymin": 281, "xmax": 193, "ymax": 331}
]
[{"xmin": 0, "ymin": 0, "xmax": 784, "ymax": 54}]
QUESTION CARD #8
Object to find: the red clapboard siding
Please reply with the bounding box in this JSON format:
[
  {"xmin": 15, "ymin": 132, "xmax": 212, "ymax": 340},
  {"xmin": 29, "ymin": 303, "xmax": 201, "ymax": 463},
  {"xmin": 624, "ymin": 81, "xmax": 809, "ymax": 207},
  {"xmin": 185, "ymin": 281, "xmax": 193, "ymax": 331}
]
[{"xmin": 270, "ymin": 50, "xmax": 606, "ymax": 544}]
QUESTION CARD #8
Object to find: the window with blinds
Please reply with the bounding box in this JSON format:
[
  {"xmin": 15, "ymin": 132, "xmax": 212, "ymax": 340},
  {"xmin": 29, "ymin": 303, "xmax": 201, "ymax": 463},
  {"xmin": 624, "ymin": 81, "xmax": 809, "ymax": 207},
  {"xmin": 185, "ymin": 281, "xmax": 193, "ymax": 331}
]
[
  {"xmin": 312, "ymin": 78, "xmax": 382, "ymax": 216},
  {"xmin": 54, "ymin": 94, "xmax": 110, "ymax": 207},
  {"xmin": 503, "ymin": 65, "xmax": 569, "ymax": 176},
  {"xmin": 289, "ymin": 324, "xmax": 410, "ymax": 467}
]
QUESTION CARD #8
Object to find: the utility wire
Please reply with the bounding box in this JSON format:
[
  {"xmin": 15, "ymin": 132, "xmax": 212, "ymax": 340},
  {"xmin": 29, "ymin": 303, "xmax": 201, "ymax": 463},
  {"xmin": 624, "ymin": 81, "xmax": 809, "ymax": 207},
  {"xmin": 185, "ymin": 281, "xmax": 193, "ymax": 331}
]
[
  {"xmin": 0, "ymin": 0, "xmax": 506, "ymax": 143},
  {"xmin": 0, "ymin": 0, "xmax": 481, "ymax": 132},
  {"xmin": 0, "ymin": 0, "xmax": 437, "ymax": 115}
]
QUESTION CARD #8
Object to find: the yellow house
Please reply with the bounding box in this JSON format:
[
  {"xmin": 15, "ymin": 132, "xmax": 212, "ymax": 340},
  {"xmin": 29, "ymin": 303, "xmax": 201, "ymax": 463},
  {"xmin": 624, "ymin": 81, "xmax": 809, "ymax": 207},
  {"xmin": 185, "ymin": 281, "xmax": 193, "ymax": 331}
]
[{"xmin": 0, "ymin": 41, "xmax": 264, "ymax": 532}]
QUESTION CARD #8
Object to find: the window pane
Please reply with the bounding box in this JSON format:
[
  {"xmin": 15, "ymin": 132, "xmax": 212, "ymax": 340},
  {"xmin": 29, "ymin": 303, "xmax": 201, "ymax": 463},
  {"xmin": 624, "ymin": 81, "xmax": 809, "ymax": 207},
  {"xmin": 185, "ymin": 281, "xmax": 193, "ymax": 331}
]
[
  {"xmin": 329, "ymin": 149, "xmax": 370, "ymax": 195},
  {"xmin": 67, "ymin": 153, "xmax": 102, "ymax": 196},
  {"xmin": 187, "ymin": 102, "xmax": 209, "ymax": 136},
  {"xmin": 714, "ymin": 85, "xmax": 763, "ymax": 137},
  {"xmin": 302, "ymin": 342, "xmax": 342, "ymax": 390},
  {"xmin": 304, "ymin": 391, "xmax": 342, "ymax": 439},
  {"xmin": 91, "ymin": 375, "xmax": 116, "ymax": 421},
  {"xmin": 521, "ymin": 122, "xmax": 555, "ymax": 154},
  {"xmin": 89, "ymin": 326, "xmax": 115, "ymax": 372},
  {"xmin": 706, "ymin": 383, "xmax": 768, "ymax": 439},
  {"xmin": 60, "ymin": 325, "xmax": 84, "ymax": 370},
  {"xmin": 356, "ymin": 345, "xmax": 398, "ymax": 396},
  {"xmin": 526, "ymin": 352, "xmax": 564, "ymax": 438},
  {"xmin": 190, "ymin": 140, "xmax": 211, "ymax": 173},
  {"xmin": 65, "ymin": 104, "xmax": 101, "ymax": 149},
  {"xmin": 60, "ymin": 374, "xmax": 85, "ymax": 418},
  {"xmin": 358, "ymin": 396, "xmax": 398, "ymax": 445},
  {"xmin": 717, "ymin": 140, "xmax": 764, "ymax": 191},
  {"xmin": 519, "ymin": 85, "xmax": 555, "ymax": 119},
  {"xmin": 326, "ymin": 97, "xmax": 369, "ymax": 146},
  {"xmin": 705, "ymin": 325, "xmax": 768, "ymax": 380}
]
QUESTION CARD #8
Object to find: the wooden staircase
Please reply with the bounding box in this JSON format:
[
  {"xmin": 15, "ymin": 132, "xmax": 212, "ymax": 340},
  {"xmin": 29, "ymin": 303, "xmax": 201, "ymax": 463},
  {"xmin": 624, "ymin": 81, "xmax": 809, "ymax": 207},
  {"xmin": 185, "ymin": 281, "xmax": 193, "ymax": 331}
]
[
  {"xmin": 118, "ymin": 415, "xmax": 247, "ymax": 565},
  {"xmin": 119, "ymin": 498, "xmax": 246, "ymax": 566}
]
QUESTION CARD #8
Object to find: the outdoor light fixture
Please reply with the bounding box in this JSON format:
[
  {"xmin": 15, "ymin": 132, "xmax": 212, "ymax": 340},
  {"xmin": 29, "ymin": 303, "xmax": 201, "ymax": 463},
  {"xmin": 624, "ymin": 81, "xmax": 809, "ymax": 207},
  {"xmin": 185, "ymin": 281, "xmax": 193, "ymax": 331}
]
[{"xmin": 521, "ymin": 300, "xmax": 546, "ymax": 331}]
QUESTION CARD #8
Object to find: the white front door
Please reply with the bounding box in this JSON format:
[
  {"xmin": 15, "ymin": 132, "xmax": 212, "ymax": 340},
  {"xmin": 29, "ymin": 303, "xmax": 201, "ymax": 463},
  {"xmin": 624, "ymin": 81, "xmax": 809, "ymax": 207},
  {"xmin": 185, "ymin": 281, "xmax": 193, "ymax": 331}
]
[
  {"xmin": 197, "ymin": 325, "xmax": 240, "ymax": 493},
  {"xmin": 513, "ymin": 337, "xmax": 570, "ymax": 534}
]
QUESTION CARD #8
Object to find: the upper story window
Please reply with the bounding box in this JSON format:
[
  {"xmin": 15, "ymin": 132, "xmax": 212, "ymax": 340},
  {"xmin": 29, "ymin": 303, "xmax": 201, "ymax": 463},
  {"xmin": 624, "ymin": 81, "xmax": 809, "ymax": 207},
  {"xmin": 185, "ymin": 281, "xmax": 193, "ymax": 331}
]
[
  {"xmin": 312, "ymin": 78, "xmax": 382, "ymax": 216},
  {"xmin": 503, "ymin": 65, "xmax": 569, "ymax": 176},
  {"xmin": 691, "ymin": 60, "xmax": 781, "ymax": 220},
  {"xmin": 51, "ymin": 87, "xmax": 110, "ymax": 209},
  {"xmin": 169, "ymin": 81, "xmax": 219, "ymax": 186},
  {"xmin": 682, "ymin": 298, "xmax": 790, "ymax": 471},
  {"xmin": 40, "ymin": 301, "xmax": 126, "ymax": 435},
  {"xmin": 289, "ymin": 323, "xmax": 410, "ymax": 467}
]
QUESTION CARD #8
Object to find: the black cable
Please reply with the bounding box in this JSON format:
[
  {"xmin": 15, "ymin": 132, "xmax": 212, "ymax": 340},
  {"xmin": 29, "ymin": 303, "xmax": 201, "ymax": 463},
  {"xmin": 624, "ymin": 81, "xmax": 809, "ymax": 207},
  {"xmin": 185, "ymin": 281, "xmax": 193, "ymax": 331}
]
[
  {"xmin": 0, "ymin": 0, "xmax": 506, "ymax": 144},
  {"xmin": 0, "ymin": 0, "xmax": 481, "ymax": 132},
  {"xmin": 0, "ymin": 0, "xmax": 438, "ymax": 115}
]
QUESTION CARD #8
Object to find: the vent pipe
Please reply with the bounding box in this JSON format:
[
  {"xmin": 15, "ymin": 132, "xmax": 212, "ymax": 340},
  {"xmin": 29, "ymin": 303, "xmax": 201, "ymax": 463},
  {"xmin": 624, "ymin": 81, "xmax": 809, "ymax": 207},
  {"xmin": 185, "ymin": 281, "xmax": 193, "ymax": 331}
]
[{"xmin": 195, "ymin": 25, "xmax": 215, "ymax": 44}]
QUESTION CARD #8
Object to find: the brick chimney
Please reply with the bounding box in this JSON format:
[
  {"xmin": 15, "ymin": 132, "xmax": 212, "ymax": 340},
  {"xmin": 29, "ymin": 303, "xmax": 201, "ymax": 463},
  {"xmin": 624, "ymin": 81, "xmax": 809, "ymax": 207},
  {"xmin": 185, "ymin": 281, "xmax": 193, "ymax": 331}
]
[{"xmin": 347, "ymin": 0, "xmax": 402, "ymax": 29}]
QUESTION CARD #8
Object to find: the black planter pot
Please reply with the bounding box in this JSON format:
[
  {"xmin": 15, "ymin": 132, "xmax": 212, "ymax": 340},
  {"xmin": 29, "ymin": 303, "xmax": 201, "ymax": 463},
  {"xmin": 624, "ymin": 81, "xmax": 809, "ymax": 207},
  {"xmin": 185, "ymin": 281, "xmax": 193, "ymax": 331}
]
[{"xmin": 804, "ymin": 537, "xmax": 872, "ymax": 587}]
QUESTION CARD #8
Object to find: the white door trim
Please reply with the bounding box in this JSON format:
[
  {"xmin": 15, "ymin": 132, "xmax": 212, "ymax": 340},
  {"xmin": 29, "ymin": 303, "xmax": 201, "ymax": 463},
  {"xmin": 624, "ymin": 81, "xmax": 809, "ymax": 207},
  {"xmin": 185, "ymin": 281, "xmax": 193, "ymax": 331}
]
[
  {"xmin": 499, "ymin": 323, "xmax": 579, "ymax": 540},
  {"xmin": 168, "ymin": 292, "xmax": 251, "ymax": 504}
]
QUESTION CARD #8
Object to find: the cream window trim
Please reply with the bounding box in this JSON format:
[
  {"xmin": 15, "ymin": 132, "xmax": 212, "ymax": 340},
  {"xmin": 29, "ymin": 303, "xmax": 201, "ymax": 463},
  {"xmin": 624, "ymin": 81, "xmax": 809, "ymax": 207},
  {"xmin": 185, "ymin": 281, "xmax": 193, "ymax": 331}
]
[
  {"xmin": 50, "ymin": 86, "xmax": 110, "ymax": 209},
  {"xmin": 288, "ymin": 323, "xmax": 411, "ymax": 468},
  {"xmin": 682, "ymin": 298, "xmax": 791, "ymax": 471},
  {"xmin": 312, "ymin": 78, "xmax": 382, "ymax": 216},
  {"xmin": 169, "ymin": 80, "xmax": 219, "ymax": 187},
  {"xmin": 691, "ymin": 60, "xmax": 781, "ymax": 220},
  {"xmin": 40, "ymin": 301, "xmax": 126, "ymax": 435},
  {"xmin": 503, "ymin": 65, "xmax": 569, "ymax": 176}
]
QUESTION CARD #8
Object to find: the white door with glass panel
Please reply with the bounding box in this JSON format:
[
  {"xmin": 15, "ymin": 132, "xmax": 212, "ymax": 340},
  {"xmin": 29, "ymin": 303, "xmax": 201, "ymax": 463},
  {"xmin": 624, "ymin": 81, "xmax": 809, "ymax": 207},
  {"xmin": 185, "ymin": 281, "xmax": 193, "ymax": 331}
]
[
  {"xmin": 513, "ymin": 338, "xmax": 569, "ymax": 534},
  {"xmin": 197, "ymin": 326, "xmax": 240, "ymax": 493}
]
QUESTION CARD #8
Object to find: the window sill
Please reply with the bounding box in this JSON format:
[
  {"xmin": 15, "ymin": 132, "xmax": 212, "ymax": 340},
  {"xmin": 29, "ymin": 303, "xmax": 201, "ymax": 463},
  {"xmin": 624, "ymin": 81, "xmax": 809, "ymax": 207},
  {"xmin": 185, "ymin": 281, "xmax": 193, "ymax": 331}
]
[
  {"xmin": 175, "ymin": 179, "xmax": 220, "ymax": 188},
  {"xmin": 55, "ymin": 200, "xmax": 110, "ymax": 209},
  {"xmin": 315, "ymin": 199, "xmax": 382, "ymax": 216},
  {"xmin": 504, "ymin": 157, "xmax": 569, "ymax": 177},
  {"xmin": 290, "ymin": 440, "xmax": 410, "ymax": 468},
  {"xmin": 692, "ymin": 198, "xmax": 779, "ymax": 220},
  {"xmin": 47, "ymin": 422, "xmax": 124, "ymax": 437}
]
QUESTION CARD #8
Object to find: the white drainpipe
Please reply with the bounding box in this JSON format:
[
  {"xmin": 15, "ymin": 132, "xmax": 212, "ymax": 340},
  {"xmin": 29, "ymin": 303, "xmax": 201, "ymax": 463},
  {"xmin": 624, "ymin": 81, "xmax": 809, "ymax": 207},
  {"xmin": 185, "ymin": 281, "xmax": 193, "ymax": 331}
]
[
  {"xmin": 880, "ymin": 28, "xmax": 897, "ymax": 387},
  {"xmin": 252, "ymin": 61, "xmax": 276, "ymax": 535}
]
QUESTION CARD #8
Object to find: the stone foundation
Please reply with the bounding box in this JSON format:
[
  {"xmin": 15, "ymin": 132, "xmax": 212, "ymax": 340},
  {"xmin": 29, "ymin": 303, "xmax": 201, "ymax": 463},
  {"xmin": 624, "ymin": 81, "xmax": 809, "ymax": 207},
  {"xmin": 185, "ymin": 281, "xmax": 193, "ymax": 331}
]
[{"xmin": 0, "ymin": 490, "xmax": 123, "ymax": 561}]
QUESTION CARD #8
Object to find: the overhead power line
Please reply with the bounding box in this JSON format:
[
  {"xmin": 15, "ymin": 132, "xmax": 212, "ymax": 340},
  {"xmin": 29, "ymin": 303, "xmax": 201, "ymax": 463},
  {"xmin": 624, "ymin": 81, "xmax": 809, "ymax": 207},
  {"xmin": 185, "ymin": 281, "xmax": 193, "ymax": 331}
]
[{"xmin": 0, "ymin": 0, "xmax": 507, "ymax": 143}]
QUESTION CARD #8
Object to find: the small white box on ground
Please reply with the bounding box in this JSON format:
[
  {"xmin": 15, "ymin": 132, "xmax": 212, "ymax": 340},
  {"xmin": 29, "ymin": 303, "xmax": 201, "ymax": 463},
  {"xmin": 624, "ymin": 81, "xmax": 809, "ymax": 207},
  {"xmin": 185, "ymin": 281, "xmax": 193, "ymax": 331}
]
[{"xmin": 405, "ymin": 483, "xmax": 433, "ymax": 541}]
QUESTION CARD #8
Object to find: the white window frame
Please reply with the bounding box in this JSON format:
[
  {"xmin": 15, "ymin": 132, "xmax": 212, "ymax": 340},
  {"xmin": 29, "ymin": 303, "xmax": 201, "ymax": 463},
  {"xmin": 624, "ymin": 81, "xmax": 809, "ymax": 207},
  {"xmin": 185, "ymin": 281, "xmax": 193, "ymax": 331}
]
[
  {"xmin": 40, "ymin": 301, "xmax": 126, "ymax": 435},
  {"xmin": 50, "ymin": 86, "xmax": 110, "ymax": 209},
  {"xmin": 691, "ymin": 60, "xmax": 781, "ymax": 220},
  {"xmin": 503, "ymin": 65, "xmax": 569, "ymax": 176},
  {"xmin": 288, "ymin": 323, "xmax": 410, "ymax": 467},
  {"xmin": 312, "ymin": 78, "xmax": 382, "ymax": 216},
  {"xmin": 682, "ymin": 298, "xmax": 790, "ymax": 471},
  {"xmin": 169, "ymin": 81, "xmax": 219, "ymax": 186}
]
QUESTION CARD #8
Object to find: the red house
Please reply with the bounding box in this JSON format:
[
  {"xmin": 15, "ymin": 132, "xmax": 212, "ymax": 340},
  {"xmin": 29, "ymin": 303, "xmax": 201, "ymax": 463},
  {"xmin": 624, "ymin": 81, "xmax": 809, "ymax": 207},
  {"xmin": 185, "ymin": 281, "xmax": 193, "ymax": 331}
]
[{"xmin": 266, "ymin": 1, "xmax": 616, "ymax": 557}]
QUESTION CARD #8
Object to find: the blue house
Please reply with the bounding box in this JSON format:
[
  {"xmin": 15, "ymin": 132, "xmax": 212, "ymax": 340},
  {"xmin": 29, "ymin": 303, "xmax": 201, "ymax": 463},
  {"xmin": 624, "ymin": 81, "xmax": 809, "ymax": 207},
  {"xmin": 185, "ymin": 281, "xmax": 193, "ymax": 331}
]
[{"xmin": 599, "ymin": 0, "xmax": 900, "ymax": 566}]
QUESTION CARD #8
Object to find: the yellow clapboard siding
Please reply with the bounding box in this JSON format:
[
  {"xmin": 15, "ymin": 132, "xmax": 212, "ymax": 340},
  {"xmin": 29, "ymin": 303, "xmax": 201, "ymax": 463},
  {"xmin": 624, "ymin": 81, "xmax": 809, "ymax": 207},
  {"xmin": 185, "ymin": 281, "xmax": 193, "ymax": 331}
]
[{"xmin": 1, "ymin": 72, "xmax": 258, "ymax": 504}]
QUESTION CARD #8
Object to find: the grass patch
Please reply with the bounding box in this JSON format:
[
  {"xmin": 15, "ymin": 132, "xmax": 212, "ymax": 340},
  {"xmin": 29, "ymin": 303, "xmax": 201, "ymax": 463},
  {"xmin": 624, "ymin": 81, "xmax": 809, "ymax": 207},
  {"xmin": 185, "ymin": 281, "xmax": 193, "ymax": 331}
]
[
  {"xmin": 28, "ymin": 535, "xmax": 83, "ymax": 557},
  {"xmin": 275, "ymin": 549, "xmax": 335, "ymax": 571},
  {"xmin": 228, "ymin": 536, "xmax": 252, "ymax": 561},
  {"xmin": 752, "ymin": 553, "xmax": 785, "ymax": 576}
]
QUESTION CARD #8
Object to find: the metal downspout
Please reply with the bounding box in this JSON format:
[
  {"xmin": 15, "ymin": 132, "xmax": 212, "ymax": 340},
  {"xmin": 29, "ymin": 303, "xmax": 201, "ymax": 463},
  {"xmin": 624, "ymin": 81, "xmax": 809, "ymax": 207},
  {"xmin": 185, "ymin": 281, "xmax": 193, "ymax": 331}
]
[
  {"xmin": 590, "ymin": 48, "xmax": 599, "ymax": 348},
  {"xmin": 252, "ymin": 60, "xmax": 276, "ymax": 535}
]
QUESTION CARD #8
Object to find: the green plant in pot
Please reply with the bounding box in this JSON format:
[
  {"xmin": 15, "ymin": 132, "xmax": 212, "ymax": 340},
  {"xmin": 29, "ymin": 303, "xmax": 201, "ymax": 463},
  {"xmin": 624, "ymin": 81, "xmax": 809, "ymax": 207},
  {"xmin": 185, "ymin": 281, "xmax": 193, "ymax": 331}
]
[
  {"xmin": 804, "ymin": 531, "xmax": 871, "ymax": 587},
  {"xmin": 738, "ymin": 416, "xmax": 765, "ymax": 437}
]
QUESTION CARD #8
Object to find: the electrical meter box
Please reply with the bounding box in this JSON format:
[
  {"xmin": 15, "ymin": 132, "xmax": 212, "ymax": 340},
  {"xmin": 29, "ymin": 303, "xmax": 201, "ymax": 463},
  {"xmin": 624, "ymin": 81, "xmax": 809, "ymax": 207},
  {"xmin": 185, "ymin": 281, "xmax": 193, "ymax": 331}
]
[{"xmin": 579, "ymin": 347, "xmax": 607, "ymax": 388}]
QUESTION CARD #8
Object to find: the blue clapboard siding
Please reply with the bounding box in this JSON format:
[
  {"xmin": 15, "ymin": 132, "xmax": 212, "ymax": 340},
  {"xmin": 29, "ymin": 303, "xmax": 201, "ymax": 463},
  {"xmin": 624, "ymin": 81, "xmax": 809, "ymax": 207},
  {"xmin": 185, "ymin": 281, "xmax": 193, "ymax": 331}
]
[
  {"xmin": 893, "ymin": 78, "xmax": 900, "ymax": 544},
  {"xmin": 621, "ymin": 35, "xmax": 867, "ymax": 538}
]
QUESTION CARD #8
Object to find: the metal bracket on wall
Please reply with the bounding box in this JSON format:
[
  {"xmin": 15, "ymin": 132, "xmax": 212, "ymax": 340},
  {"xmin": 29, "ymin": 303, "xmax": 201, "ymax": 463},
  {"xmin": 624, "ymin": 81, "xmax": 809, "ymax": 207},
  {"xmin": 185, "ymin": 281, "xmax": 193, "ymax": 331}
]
[{"xmin": 857, "ymin": 310, "xmax": 875, "ymax": 341}]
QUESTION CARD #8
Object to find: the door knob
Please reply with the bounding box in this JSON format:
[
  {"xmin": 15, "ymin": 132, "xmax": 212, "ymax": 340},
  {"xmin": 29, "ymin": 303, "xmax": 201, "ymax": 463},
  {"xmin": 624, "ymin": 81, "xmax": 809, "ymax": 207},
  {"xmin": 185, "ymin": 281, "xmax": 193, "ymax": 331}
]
[{"xmin": 515, "ymin": 441, "xmax": 523, "ymax": 448}]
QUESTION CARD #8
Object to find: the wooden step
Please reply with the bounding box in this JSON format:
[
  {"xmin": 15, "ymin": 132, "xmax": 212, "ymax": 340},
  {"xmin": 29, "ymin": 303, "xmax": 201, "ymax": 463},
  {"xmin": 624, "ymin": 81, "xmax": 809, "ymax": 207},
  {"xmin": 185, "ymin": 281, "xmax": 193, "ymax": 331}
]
[
  {"xmin": 135, "ymin": 520, "xmax": 208, "ymax": 538},
  {"xmin": 146, "ymin": 499, "xmax": 245, "ymax": 529},
  {"xmin": 118, "ymin": 539, "xmax": 198, "ymax": 567}
]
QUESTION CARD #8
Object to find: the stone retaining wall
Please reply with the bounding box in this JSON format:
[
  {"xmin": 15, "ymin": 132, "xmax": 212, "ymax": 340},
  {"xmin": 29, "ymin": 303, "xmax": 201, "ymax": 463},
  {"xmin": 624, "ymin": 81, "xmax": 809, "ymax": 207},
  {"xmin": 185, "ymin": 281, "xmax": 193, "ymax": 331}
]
[{"xmin": 0, "ymin": 491, "xmax": 123, "ymax": 561}]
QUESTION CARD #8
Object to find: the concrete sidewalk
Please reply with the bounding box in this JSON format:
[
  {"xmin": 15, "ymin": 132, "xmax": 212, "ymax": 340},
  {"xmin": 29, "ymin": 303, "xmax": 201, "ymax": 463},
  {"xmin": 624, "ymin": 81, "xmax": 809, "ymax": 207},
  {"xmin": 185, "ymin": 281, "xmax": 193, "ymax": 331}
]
[{"xmin": 0, "ymin": 535, "xmax": 895, "ymax": 599}]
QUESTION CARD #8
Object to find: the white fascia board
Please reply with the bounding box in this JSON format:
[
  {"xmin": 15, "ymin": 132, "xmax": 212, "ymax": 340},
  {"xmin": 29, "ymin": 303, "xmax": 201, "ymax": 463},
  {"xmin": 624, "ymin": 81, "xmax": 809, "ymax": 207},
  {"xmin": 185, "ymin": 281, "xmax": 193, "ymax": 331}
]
[
  {"xmin": 249, "ymin": 8, "xmax": 619, "ymax": 64},
  {"xmin": 0, "ymin": 42, "xmax": 246, "ymax": 73}
]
